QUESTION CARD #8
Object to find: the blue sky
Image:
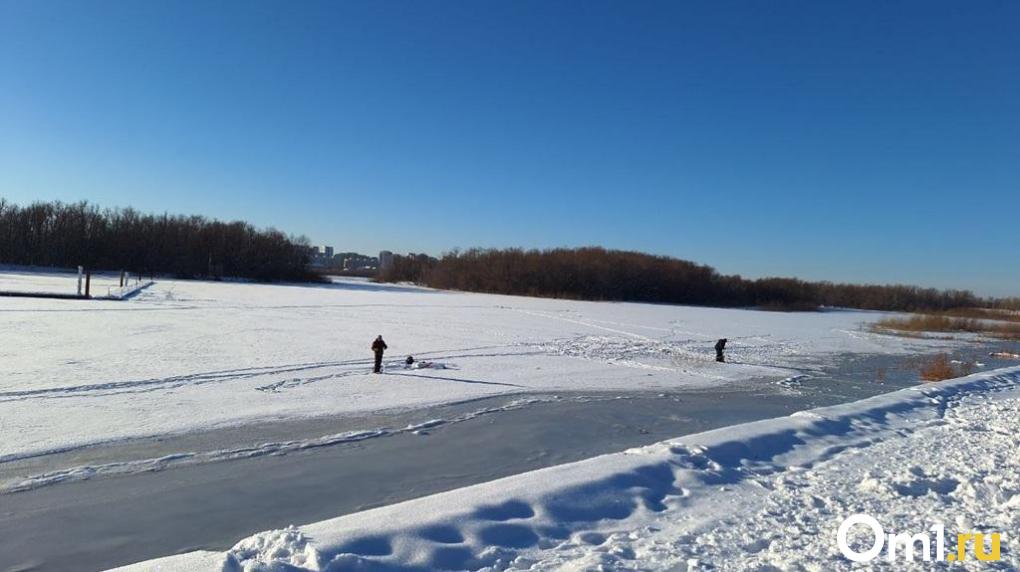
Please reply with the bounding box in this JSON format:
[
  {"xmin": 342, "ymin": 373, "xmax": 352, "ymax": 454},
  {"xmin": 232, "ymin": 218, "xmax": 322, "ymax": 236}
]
[{"xmin": 1, "ymin": 1, "xmax": 1017, "ymax": 296}]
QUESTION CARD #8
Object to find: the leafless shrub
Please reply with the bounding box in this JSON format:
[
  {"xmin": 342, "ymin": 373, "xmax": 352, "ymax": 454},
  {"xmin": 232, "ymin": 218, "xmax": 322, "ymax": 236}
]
[
  {"xmin": 378, "ymin": 247, "xmax": 996, "ymax": 312},
  {"xmin": 874, "ymin": 315, "xmax": 1020, "ymax": 339},
  {"xmin": 919, "ymin": 354, "xmax": 974, "ymax": 382}
]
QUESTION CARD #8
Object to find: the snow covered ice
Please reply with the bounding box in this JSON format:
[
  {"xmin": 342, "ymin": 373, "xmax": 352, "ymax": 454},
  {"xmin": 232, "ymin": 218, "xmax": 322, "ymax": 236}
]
[
  {"xmin": 2, "ymin": 272, "xmax": 1015, "ymax": 571},
  {"xmin": 0, "ymin": 274, "xmax": 960, "ymax": 465}
]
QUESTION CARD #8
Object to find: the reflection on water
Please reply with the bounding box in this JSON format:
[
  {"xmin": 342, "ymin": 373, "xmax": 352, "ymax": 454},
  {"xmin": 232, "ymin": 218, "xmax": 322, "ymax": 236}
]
[{"xmin": 785, "ymin": 339, "xmax": 1020, "ymax": 406}]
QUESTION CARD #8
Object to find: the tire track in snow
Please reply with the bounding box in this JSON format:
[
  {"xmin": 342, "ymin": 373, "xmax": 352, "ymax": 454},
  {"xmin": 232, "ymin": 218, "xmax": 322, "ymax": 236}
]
[
  {"xmin": 0, "ymin": 361, "xmax": 367, "ymax": 402},
  {"xmin": 516, "ymin": 309, "xmax": 804, "ymax": 376},
  {"xmin": 0, "ymin": 346, "xmax": 539, "ymax": 402}
]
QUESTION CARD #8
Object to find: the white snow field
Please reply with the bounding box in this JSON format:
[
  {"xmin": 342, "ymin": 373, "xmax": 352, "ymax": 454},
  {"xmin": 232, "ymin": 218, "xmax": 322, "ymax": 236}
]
[
  {"xmin": 0, "ymin": 268, "xmax": 124, "ymax": 297},
  {"xmin": 1, "ymin": 273, "xmax": 958, "ymax": 467},
  {"xmin": 113, "ymin": 366, "xmax": 1020, "ymax": 572}
]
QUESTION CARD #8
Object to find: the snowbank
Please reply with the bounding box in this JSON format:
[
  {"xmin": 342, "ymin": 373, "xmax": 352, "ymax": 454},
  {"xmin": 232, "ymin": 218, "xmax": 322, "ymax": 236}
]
[{"xmin": 111, "ymin": 366, "xmax": 1020, "ymax": 571}]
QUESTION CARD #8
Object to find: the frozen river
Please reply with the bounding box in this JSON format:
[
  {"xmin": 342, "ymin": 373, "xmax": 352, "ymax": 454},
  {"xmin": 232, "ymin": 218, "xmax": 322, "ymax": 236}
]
[
  {"xmin": 2, "ymin": 345, "xmax": 1017, "ymax": 572},
  {"xmin": 2, "ymin": 274, "xmax": 1017, "ymax": 571}
]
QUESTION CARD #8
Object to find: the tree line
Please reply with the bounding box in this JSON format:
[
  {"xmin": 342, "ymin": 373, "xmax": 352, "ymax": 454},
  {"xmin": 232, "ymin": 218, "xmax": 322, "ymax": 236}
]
[
  {"xmin": 0, "ymin": 199, "xmax": 316, "ymax": 282},
  {"xmin": 378, "ymin": 247, "xmax": 998, "ymax": 312}
]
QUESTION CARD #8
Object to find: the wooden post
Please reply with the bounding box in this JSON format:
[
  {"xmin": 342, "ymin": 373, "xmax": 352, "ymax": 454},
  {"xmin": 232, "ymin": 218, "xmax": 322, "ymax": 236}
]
[
  {"xmin": 85, "ymin": 269, "xmax": 91, "ymax": 298},
  {"xmin": 119, "ymin": 270, "xmax": 125, "ymax": 288}
]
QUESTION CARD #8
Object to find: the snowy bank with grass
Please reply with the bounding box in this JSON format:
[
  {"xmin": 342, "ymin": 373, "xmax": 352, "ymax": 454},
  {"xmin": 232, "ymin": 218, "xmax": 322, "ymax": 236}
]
[{"xmin": 114, "ymin": 366, "xmax": 1020, "ymax": 572}]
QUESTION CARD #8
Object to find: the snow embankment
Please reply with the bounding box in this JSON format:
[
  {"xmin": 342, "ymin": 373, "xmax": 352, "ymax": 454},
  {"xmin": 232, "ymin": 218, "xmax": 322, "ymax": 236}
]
[{"xmin": 113, "ymin": 366, "xmax": 1020, "ymax": 572}]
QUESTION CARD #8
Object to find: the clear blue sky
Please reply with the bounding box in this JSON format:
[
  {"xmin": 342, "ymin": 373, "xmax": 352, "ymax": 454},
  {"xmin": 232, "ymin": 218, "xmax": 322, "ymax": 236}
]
[{"xmin": 1, "ymin": 1, "xmax": 1017, "ymax": 296}]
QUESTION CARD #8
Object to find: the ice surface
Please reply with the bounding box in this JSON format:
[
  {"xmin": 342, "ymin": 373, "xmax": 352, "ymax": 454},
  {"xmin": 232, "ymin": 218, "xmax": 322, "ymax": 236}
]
[
  {"xmin": 4, "ymin": 271, "xmax": 1015, "ymax": 570},
  {"xmin": 0, "ymin": 273, "xmax": 963, "ymax": 465},
  {"xmin": 111, "ymin": 366, "xmax": 1020, "ymax": 571}
]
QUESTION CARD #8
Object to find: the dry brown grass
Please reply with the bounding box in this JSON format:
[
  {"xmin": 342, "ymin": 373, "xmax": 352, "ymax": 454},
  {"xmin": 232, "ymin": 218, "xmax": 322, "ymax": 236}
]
[
  {"xmin": 874, "ymin": 314, "xmax": 1020, "ymax": 339},
  {"xmin": 943, "ymin": 307, "xmax": 1020, "ymax": 323},
  {"xmin": 983, "ymin": 323, "xmax": 1020, "ymax": 338},
  {"xmin": 919, "ymin": 353, "xmax": 975, "ymax": 382}
]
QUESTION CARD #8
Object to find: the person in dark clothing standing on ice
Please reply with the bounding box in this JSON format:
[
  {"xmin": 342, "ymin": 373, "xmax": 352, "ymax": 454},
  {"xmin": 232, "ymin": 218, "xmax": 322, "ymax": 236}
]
[
  {"xmin": 372, "ymin": 335, "xmax": 388, "ymax": 373},
  {"xmin": 715, "ymin": 338, "xmax": 727, "ymax": 363}
]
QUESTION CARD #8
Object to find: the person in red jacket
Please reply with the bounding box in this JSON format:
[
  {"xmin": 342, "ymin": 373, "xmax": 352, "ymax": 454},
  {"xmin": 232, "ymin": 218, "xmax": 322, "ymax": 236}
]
[{"xmin": 371, "ymin": 335, "xmax": 388, "ymax": 373}]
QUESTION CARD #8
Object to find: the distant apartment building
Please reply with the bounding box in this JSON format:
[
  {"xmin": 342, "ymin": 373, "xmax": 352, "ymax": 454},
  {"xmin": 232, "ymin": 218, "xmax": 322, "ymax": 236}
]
[
  {"xmin": 306, "ymin": 245, "xmax": 336, "ymax": 268},
  {"xmin": 379, "ymin": 250, "xmax": 394, "ymax": 271},
  {"xmin": 304, "ymin": 245, "xmax": 383, "ymax": 272},
  {"xmin": 334, "ymin": 252, "xmax": 379, "ymax": 271}
]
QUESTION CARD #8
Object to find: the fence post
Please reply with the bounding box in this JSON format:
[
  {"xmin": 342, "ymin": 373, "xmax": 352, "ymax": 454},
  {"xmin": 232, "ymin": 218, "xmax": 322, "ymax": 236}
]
[
  {"xmin": 85, "ymin": 268, "xmax": 91, "ymax": 298},
  {"xmin": 77, "ymin": 266, "xmax": 84, "ymax": 296}
]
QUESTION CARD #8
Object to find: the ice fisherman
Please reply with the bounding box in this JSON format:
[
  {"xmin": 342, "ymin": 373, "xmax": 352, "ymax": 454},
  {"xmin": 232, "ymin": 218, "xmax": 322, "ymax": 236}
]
[
  {"xmin": 372, "ymin": 335, "xmax": 388, "ymax": 373},
  {"xmin": 715, "ymin": 338, "xmax": 727, "ymax": 363}
]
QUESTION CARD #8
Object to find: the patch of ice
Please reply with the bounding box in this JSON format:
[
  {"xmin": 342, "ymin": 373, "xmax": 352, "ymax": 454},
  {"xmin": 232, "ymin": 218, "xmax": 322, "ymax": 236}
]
[
  {"xmin": 774, "ymin": 374, "xmax": 810, "ymax": 391},
  {"xmin": 2, "ymin": 397, "xmax": 562, "ymax": 494}
]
